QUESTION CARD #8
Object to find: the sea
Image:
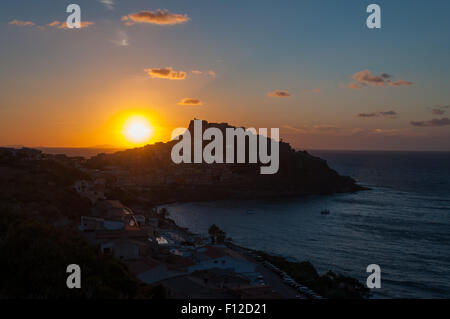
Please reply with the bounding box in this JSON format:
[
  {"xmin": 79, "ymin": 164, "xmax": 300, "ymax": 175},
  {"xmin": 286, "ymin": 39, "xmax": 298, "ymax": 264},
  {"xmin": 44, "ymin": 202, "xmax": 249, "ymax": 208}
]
[{"xmin": 162, "ymin": 151, "xmax": 450, "ymax": 299}]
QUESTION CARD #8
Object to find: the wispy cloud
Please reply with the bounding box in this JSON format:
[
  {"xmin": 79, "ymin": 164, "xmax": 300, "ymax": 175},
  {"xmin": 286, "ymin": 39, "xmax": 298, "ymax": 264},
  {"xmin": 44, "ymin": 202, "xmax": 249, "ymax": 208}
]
[
  {"xmin": 356, "ymin": 111, "xmax": 397, "ymax": 118},
  {"xmin": 144, "ymin": 67, "xmax": 187, "ymax": 80},
  {"xmin": 268, "ymin": 90, "xmax": 291, "ymax": 98},
  {"xmin": 356, "ymin": 113, "xmax": 378, "ymax": 118},
  {"xmin": 432, "ymin": 109, "xmax": 445, "ymax": 115},
  {"xmin": 9, "ymin": 19, "xmax": 35, "ymax": 27},
  {"xmin": 283, "ymin": 124, "xmax": 364, "ymax": 135},
  {"xmin": 111, "ymin": 30, "xmax": 129, "ymax": 47},
  {"xmin": 347, "ymin": 70, "xmax": 413, "ymax": 89},
  {"xmin": 99, "ymin": 0, "xmax": 115, "ymax": 10},
  {"xmin": 389, "ymin": 80, "xmax": 414, "ymax": 87},
  {"xmin": 410, "ymin": 117, "xmax": 450, "ymax": 127},
  {"xmin": 430, "ymin": 104, "xmax": 450, "ymax": 115},
  {"xmin": 283, "ymin": 124, "xmax": 414, "ymax": 137},
  {"xmin": 379, "ymin": 111, "xmax": 397, "ymax": 117},
  {"xmin": 122, "ymin": 9, "xmax": 190, "ymax": 26},
  {"xmin": 191, "ymin": 70, "xmax": 216, "ymax": 77},
  {"xmin": 47, "ymin": 20, "xmax": 94, "ymax": 29},
  {"xmin": 10, "ymin": 19, "xmax": 94, "ymax": 30},
  {"xmin": 178, "ymin": 98, "xmax": 203, "ymax": 106}
]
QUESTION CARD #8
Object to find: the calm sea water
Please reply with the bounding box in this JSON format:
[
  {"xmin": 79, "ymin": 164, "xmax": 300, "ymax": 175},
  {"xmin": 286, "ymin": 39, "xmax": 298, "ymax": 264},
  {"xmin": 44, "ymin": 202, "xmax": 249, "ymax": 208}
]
[{"xmin": 164, "ymin": 151, "xmax": 450, "ymax": 298}]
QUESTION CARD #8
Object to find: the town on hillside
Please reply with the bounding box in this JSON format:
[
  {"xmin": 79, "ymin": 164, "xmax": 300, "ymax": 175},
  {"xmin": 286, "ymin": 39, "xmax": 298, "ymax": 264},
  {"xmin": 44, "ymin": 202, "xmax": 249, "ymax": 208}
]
[{"xmin": 0, "ymin": 146, "xmax": 368, "ymax": 299}]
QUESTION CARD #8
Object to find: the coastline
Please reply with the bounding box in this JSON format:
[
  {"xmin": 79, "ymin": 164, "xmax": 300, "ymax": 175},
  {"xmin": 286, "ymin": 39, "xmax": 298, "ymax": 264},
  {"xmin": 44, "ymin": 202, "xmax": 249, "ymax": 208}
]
[{"xmin": 157, "ymin": 205, "xmax": 370, "ymax": 299}]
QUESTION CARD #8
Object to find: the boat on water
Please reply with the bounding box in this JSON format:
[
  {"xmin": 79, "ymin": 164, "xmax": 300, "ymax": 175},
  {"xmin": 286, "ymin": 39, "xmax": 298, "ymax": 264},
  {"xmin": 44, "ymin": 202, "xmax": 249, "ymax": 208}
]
[{"xmin": 320, "ymin": 209, "xmax": 330, "ymax": 215}]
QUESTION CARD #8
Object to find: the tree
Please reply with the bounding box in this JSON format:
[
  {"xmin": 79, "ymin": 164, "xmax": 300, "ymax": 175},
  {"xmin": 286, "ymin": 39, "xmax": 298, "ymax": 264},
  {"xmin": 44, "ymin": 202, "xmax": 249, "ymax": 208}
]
[
  {"xmin": 159, "ymin": 207, "xmax": 169, "ymax": 219},
  {"xmin": 208, "ymin": 224, "xmax": 227, "ymax": 244}
]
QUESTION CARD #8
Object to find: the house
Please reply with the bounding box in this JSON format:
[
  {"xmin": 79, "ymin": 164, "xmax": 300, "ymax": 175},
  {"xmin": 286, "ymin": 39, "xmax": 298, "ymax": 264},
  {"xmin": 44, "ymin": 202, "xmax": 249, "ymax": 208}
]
[
  {"xmin": 170, "ymin": 248, "xmax": 193, "ymax": 257},
  {"xmin": 156, "ymin": 236, "xmax": 169, "ymax": 245},
  {"xmin": 189, "ymin": 246, "xmax": 257, "ymax": 275},
  {"xmin": 95, "ymin": 229, "xmax": 149, "ymax": 240},
  {"xmin": 147, "ymin": 217, "xmax": 160, "ymax": 228},
  {"xmin": 74, "ymin": 180, "xmax": 91, "ymax": 193},
  {"xmin": 100, "ymin": 238, "xmax": 148, "ymax": 261},
  {"xmin": 93, "ymin": 200, "xmax": 133, "ymax": 220},
  {"xmin": 128, "ymin": 258, "xmax": 186, "ymax": 285},
  {"xmin": 103, "ymin": 220, "xmax": 125, "ymax": 230},
  {"xmin": 80, "ymin": 216, "xmax": 104, "ymax": 231},
  {"xmin": 134, "ymin": 215, "xmax": 145, "ymax": 226},
  {"xmin": 79, "ymin": 216, "xmax": 125, "ymax": 231},
  {"xmin": 73, "ymin": 180, "xmax": 105, "ymax": 203}
]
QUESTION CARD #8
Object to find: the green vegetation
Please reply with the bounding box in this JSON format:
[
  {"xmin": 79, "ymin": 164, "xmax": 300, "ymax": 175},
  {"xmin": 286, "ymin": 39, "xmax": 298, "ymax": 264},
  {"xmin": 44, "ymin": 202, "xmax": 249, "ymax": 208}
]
[{"xmin": 255, "ymin": 251, "xmax": 370, "ymax": 299}]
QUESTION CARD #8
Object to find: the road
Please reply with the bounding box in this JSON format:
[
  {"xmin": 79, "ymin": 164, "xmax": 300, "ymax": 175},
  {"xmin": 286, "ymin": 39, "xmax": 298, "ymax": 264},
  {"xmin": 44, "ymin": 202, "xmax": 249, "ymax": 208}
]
[{"xmin": 229, "ymin": 245, "xmax": 306, "ymax": 299}]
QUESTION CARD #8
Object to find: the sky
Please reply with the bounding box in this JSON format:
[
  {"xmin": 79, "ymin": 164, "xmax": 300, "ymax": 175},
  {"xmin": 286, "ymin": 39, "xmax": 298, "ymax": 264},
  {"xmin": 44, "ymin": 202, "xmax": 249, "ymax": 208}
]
[{"xmin": 1, "ymin": 0, "xmax": 450, "ymax": 150}]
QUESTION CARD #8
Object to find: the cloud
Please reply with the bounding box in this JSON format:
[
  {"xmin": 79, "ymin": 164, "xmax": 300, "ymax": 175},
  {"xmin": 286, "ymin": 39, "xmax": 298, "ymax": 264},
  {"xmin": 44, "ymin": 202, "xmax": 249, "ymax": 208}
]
[
  {"xmin": 356, "ymin": 111, "xmax": 398, "ymax": 118},
  {"xmin": 47, "ymin": 20, "xmax": 94, "ymax": 29},
  {"xmin": 410, "ymin": 117, "xmax": 450, "ymax": 127},
  {"xmin": 9, "ymin": 19, "xmax": 36, "ymax": 27},
  {"xmin": 432, "ymin": 109, "xmax": 445, "ymax": 115},
  {"xmin": 178, "ymin": 98, "xmax": 203, "ymax": 106},
  {"xmin": 122, "ymin": 9, "xmax": 190, "ymax": 26},
  {"xmin": 10, "ymin": 19, "xmax": 94, "ymax": 30},
  {"xmin": 144, "ymin": 67, "xmax": 187, "ymax": 80},
  {"xmin": 47, "ymin": 21, "xmax": 60, "ymax": 27},
  {"xmin": 283, "ymin": 124, "xmax": 365, "ymax": 135},
  {"xmin": 347, "ymin": 70, "xmax": 413, "ymax": 89},
  {"xmin": 111, "ymin": 30, "xmax": 129, "ymax": 47},
  {"xmin": 379, "ymin": 111, "xmax": 397, "ymax": 118},
  {"xmin": 356, "ymin": 113, "xmax": 378, "ymax": 118},
  {"xmin": 347, "ymin": 82, "xmax": 363, "ymax": 89},
  {"xmin": 353, "ymin": 70, "xmax": 386, "ymax": 87},
  {"xmin": 283, "ymin": 125, "xmax": 416, "ymax": 138},
  {"xmin": 430, "ymin": 104, "xmax": 450, "ymax": 115},
  {"xmin": 268, "ymin": 90, "xmax": 291, "ymax": 98},
  {"xmin": 389, "ymin": 80, "xmax": 413, "ymax": 87},
  {"xmin": 99, "ymin": 0, "xmax": 115, "ymax": 10},
  {"xmin": 191, "ymin": 70, "xmax": 216, "ymax": 77}
]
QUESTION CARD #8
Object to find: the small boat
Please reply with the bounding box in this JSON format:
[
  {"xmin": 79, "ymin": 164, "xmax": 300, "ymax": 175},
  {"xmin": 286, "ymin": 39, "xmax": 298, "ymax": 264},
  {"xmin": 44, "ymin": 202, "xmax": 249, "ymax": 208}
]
[{"xmin": 320, "ymin": 209, "xmax": 330, "ymax": 215}]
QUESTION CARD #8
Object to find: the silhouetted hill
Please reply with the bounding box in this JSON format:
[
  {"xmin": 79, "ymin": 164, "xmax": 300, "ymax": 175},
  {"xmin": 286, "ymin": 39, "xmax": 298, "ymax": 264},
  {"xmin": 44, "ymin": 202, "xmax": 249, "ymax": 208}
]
[{"xmin": 86, "ymin": 120, "xmax": 364, "ymax": 203}]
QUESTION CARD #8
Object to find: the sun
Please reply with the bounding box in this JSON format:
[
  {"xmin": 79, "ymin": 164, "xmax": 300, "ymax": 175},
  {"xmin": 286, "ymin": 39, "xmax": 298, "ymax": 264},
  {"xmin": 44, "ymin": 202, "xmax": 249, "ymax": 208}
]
[{"xmin": 122, "ymin": 115, "xmax": 154, "ymax": 145}]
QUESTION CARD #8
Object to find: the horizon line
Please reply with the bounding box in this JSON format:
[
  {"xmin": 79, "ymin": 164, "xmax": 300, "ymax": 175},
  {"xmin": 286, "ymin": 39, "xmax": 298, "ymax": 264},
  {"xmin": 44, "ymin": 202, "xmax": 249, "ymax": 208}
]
[{"xmin": 2, "ymin": 145, "xmax": 450, "ymax": 153}]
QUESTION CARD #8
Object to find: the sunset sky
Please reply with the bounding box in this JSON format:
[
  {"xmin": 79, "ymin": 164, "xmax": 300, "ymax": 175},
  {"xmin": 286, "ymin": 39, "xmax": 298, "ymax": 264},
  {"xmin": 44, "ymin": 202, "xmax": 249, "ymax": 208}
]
[{"xmin": 1, "ymin": 0, "xmax": 450, "ymax": 150}]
